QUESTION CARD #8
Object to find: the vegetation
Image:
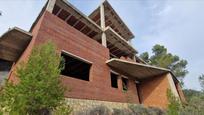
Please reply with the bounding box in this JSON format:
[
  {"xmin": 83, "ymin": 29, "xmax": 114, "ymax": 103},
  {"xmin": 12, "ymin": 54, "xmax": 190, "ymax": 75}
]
[
  {"xmin": 167, "ymin": 89, "xmax": 181, "ymax": 115},
  {"xmin": 112, "ymin": 108, "xmax": 133, "ymax": 115},
  {"xmin": 140, "ymin": 44, "xmax": 188, "ymax": 84},
  {"xmin": 0, "ymin": 42, "xmax": 71, "ymax": 115},
  {"xmin": 183, "ymin": 89, "xmax": 202, "ymax": 102},
  {"xmin": 179, "ymin": 94, "xmax": 204, "ymax": 115},
  {"xmin": 177, "ymin": 75, "xmax": 204, "ymax": 114},
  {"xmin": 199, "ymin": 74, "xmax": 204, "ymax": 91},
  {"xmin": 167, "ymin": 79, "xmax": 204, "ymax": 115},
  {"xmin": 129, "ymin": 105, "xmax": 166, "ymax": 115}
]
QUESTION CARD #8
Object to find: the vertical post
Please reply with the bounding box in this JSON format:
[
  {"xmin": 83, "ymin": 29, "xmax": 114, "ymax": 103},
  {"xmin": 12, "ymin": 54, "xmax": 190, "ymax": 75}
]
[
  {"xmin": 101, "ymin": 33, "xmax": 107, "ymax": 47},
  {"xmin": 117, "ymin": 75, "xmax": 123, "ymax": 91},
  {"xmin": 46, "ymin": 0, "xmax": 57, "ymax": 13},
  {"xmin": 100, "ymin": 2, "xmax": 107, "ymax": 47},
  {"xmin": 100, "ymin": 2, "xmax": 105, "ymax": 29},
  {"xmin": 133, "ymin": 55, "xmax": 136, "ymax": 62}
]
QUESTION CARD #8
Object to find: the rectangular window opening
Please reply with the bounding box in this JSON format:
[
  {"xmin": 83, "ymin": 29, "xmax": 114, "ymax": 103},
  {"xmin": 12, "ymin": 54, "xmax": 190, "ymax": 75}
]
[
  {"xmin": 122, "ymin": 77, "xmax": 128, "ymax": 91},
  {"xmin": 61, "ymin": 52, "xmax": 91, "ymax": 81},
  {"xmin": 111, "ymin": 72, "xmax": 118, "ymax": 88},
  {"xmin": 0, "ymin": 59, "xmax": 13, "ymax": 84}
]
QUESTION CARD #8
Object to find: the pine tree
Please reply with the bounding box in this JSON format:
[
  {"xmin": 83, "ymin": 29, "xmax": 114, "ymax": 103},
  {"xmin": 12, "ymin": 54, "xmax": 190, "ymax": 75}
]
[
  {"xmin": 199, "ymin": 74, "xmax": 204, "ymax": 91},
  {"xmin": 0, "ymin": 41, "xmax": 71, "ymax": 115},
  {"xmin": 140, "ymin": 44, "xmax": 188, "ymax": 85}
]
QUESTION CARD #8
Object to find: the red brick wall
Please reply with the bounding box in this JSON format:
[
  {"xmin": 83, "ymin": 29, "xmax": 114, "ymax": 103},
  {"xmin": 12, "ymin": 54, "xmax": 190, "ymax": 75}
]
[
  {"xmin": 8, "ymin": 10, "xmax": 45, "ymax": 84},
  {"xmin": 139, "ymin": 74, "xmax": 170, "ymax": 109},
  {"xmin": 9, "ymin": 11, "xmax": 140, "ymax": 104}
]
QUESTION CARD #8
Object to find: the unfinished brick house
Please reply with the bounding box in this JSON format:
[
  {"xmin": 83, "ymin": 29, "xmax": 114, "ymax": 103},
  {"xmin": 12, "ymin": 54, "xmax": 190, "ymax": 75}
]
[{"xmin": 0, "ymin": 0, "xmax": 185, "ymax": 109}]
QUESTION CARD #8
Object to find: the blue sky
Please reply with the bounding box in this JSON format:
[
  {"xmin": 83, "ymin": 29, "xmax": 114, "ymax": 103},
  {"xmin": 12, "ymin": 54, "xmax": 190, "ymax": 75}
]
[{"xmin": 0, "ymin": 0, "xmax": 204, "ymax": 90}]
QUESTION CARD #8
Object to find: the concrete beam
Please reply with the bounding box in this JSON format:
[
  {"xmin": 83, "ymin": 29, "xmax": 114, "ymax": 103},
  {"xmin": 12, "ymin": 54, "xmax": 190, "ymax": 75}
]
[{"xmin": 46, "ymin": 0, "xmax": 57, "ymax": 13}]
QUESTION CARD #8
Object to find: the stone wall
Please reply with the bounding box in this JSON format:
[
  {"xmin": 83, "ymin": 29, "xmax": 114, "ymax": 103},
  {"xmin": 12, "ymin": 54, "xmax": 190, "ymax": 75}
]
[{"xmin": 65, "ymin": 98, "xmax": 135, "ymax": 114}]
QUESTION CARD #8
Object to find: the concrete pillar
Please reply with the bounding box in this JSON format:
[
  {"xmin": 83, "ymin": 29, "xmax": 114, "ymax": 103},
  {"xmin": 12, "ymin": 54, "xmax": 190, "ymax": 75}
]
[
  {"xmin": 118, "ymin": 75, "xmax": 123, "ymax": 91},
  {"xmin": 100, "ymin": 2, "xmax": 105, "ymax": 29},
  {"xmin": 100, "ymin": 2, "xmax": 107, "ymax": 47},
  {"xmin": 101, "ymin": 32, "xmax": 107, "ymax": 47},
  {"xmin": 46, "ymin": 0, "xmax": 56, "ymax": 13},
  {"xmin": 133, "ymin": 55, "xmax": 136, "ymax": 62}
]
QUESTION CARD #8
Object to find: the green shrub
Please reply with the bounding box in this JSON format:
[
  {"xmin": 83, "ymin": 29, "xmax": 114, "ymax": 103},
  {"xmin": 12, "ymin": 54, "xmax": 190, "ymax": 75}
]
[
  {"xmin": 179, "ymin": 95, "xmax": 204, "ymax": 115},
  {"xmin": 128, "ymin": 104, "xmax": 166, "ymax": 115},
  {"xmin": 167, "ymin": 89, "xmax": 181, "ymax": 115},
  {"xmin": 52, "ymin": 102, "xmax": 72, "ymax": 115},
  {"xmin": 112, "ymin": 108, "xmax": 133, "ymax": 115},
  {"xmin": 0, "ymin": 42, "xmax": 71, "ymax": 115},
  {"xmin": 128, "ymin": 104, "xmax": 150, "ymax": 115},
  {"xmin": 88, "ymin": 105, "xmax": 111, "ymax": 115},
  {"xmin": 148, "ymin": 107, "xmax": 166, "ymax": 115}
]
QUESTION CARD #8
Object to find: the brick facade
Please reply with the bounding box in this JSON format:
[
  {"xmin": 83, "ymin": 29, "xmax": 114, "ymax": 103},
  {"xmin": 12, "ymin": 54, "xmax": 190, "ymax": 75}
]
[
  {"xmin": 9, "ymin": 11, "xmax": 140, "ymax": 104},
  {"xmin": 139, "ymin": 74, "xmax": 170, "ymax": 108}
]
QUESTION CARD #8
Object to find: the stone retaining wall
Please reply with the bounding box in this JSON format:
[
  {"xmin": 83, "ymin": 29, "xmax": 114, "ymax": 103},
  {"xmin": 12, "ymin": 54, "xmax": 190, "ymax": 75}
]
[{"xmin": 65, "ymin": 98, "xmax": 137, "ymax": 114}]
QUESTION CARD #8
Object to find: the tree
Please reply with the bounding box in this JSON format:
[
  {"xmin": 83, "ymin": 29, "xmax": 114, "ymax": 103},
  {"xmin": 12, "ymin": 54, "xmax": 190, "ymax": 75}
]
[
  {"xmin": 179, "ymin": 93, "xmax": 204, "ymax": 115},
  {"xmin": 183, "ymin": 89, "xmax": 202, "ymax": 101},
  {"xmin": 167, "ymin": 89, "xmax": 181, "ymax": 115},
  {"xmin": 0, "ymin": 42, "xmax": 71, "ymax": 115},
  {"xmin": 140, "ymin": 44, "xmax": 188, "ymax": 84},
  {"xmin": 199, "ymin": 74, "xmax": 204, "ymax": 91},
  {"xmin": 139, "ymin": 52, "xmax": 149, "ymax": 63}
]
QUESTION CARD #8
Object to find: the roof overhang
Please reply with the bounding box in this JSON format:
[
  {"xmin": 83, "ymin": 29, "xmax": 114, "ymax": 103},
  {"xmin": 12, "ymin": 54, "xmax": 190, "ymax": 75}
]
[
  {"xmin": 106, "ymin": 58, "xmax": 170, "ymax": 80},
  {"xmin": 89, "ymin": 0, "xmax": 134, "ymax": 40},
  {"xmin": 0, "ymin": 27, "xmax": 32, "ymax": 62}
]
